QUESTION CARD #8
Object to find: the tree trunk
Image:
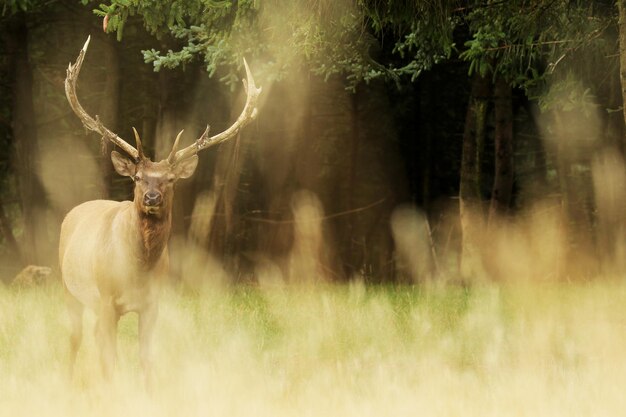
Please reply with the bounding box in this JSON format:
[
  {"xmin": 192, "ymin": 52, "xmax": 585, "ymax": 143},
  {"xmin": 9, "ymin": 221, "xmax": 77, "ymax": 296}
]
[
  {"xmin": 6, "ymin": 16, "xmax": 48, "ymax": 265},
  {"xmin": 0, "ymin": 196, "xmax": 22, "ymax": 263},
  {"xmin": 488, "ymin": 76, "xmax": 514, "ymax": 224},
  {"xmin": 618, "ymin": 0, "xmax": 626, "ymax": 147},
  {"xmin": 419, "ymin": 74, "xmax": 433, "ymax": 212},
  {"xmin": 459, "ymin": 73, "xmax": 490, "ymax": 279},
  {"xmin": 341, "ymin": 88, "xmax": 361, "ymax": 277},
  {"xmin": 553, "ymin": 111, "xmax": 596, "ymax": 278},
  {"xmin": 207, "ymin": 91, "xmax": 245, "ymax": 274}
]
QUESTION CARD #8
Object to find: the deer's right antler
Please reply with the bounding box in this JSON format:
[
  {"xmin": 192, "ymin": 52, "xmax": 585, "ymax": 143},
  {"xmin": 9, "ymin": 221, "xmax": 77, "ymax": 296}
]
[{"xmin": 65, "ymin": 36, "xmax": 140, "ymax": 161}]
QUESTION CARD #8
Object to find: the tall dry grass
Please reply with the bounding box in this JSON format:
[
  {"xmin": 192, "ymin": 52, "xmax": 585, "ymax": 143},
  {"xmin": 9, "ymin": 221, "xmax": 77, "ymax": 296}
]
[{"xmin": 2, "ymin": 279, "xmax": 626, "ymax": 416}]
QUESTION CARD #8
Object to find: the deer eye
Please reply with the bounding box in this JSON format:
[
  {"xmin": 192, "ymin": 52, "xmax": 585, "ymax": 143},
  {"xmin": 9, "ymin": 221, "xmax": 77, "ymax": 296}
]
[
  {"xmin": 166, "ymin": 174, "xmax": 176, "ymax": 183},
  {"xmin": 133, "ymin": 174, "xmax": 143, "ymax": 182}
]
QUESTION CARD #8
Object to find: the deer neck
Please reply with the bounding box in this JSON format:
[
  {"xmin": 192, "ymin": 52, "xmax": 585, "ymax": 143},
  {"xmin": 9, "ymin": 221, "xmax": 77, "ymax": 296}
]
[{"xmin": 133, "ymin": 206, "xmax": 172, "ymax": 270}]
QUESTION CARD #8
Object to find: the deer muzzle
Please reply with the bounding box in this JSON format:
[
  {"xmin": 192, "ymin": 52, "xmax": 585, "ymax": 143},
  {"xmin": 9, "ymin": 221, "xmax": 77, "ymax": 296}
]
[{"xmin": 143, "ymin": 191, "xmax": 163, "ymax": 209}]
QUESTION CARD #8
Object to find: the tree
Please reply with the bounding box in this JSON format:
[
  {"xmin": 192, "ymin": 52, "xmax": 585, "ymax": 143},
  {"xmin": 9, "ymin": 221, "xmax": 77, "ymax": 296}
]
[
  {"xmin": 489, "ymin": 76, "xmax": 514, "ymax": 222},
  {"xmin": 459, "ymin": 72, "xmax": 491, "ymax": 278},
  {"xmin": 0, "ymin": 0, "xmax": 128, "ymax": 269},
  {"xmin": 456, "ymin": 0, "xmax": 615, "ymax": 277},
  {"xmin": 3, "ymin": 0, "xmax": 621, "ymax": 282},
  {"xmin": 2, "ymin": 10, "xmax": 47, "ymax": 265},
  {"xmin": 619, "ymin": 1, "xmax": 626, "ymax": 143}
]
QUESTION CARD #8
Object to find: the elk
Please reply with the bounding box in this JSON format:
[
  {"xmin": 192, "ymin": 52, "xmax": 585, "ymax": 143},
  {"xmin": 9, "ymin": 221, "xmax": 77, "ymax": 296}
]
[{"xmin": 59, "ymin": 36, "xmax": 261, "ymax": 383}]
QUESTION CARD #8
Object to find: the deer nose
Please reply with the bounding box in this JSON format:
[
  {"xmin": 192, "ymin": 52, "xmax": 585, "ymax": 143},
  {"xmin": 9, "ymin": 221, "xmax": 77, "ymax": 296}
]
[{"xmin": 143, "ymin": 191, "xmax": 162, "ymax": 207}]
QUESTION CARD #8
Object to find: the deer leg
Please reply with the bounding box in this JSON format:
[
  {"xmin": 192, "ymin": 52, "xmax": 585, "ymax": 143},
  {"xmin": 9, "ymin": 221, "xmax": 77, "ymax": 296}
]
[
  {"xmin": 96, "ymin": 297, "xmax": 119, "ymax": 380},
  {"xmin": 66, "ymin": 293, "xmax": 83, "ymax": 377},
  {"xmin": 139, "ymin": 303, "xmax": 158, "ymax": 389}
]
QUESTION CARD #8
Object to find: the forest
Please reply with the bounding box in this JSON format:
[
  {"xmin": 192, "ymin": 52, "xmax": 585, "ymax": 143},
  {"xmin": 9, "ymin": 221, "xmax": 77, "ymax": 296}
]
[
  {"xmin": 7, "ymin": 1, "xmax": 626, "ymax": 415},
  {"xmin": 0, "ymin": 0, "xmax": 625, "ymax": 285}
]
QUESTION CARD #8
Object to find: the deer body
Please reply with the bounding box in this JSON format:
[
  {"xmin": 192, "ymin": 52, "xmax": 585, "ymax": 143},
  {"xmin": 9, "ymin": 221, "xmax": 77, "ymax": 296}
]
[
  {"xmin": 61, "ymin": 36, "xmax": 261, "ymax": 383},
  {"xmin": 61, "ymin": 199, "xmax": 167, "ymax": 382},
  {"xmin": 60, "ymin": 199, "xmax": 167, "ymax": 313}
]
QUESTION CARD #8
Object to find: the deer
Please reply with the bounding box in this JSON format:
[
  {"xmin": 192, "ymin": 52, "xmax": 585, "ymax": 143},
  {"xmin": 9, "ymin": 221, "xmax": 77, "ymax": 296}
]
[{"xmin": 59, "ymin": 36, "xmax": 261, "ymax": 384}]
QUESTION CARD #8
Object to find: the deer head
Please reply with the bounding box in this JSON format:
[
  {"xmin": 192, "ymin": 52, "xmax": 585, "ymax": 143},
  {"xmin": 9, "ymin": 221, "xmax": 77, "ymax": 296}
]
[
  {"xmin": 64, "ymin": 36, "xmax": 262, "ymax": 216},
  {"xmin": 109, "ymin": 129, "xmax": 198, "ymax": 219}
]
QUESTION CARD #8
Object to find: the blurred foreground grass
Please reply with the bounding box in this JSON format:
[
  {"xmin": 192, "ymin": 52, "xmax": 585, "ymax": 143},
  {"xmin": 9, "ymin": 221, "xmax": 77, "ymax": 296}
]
[{"xmin": 2, "ymin": 280, "xmax": 626, "ymax": 416}]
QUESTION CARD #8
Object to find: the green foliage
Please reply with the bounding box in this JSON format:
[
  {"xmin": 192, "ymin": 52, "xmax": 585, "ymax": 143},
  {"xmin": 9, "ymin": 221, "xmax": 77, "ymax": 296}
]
[
  {"xmin": 93, "ymin": 0, "xmax": 615, "ymax": 99},
  {"xmin": 459, "ymin": 0, "xmax": 614, "ymax": 94},
  {"xmin": 94, "ymin": 0, "xmax": 460, "ymax": 88},
  {"xmin": 1, "ymin": 0, "xmax": 57, "ymax": 15},
  {"xmin": 460, "ymin": 26, "xmax": 505, "ymax": 77},
  {"xmin": 536, "ymin": 73, "xmax": 599, "ymax": 115},
  {"xmin": 93, "ymin": 2, "xmax": 129, "ymax": 41},
  {"xmin": 2, "ymin": 0, "xmax": 36, "ymax": 15},
  {"xmin": 97, "ymin": 0, "xmax": 258, "ymax": 85},
  {"xmin": 389, "ymin": 19, "xmax": 456, "ymax": 82}
]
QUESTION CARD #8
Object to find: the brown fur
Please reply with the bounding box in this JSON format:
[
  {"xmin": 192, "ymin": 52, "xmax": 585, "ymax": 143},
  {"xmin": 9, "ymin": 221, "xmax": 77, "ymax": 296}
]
[
  {"xmin": 61, "ymin": 153, "xmax": 198, "ymax": 384},
  {"xmin": 140, "ymin": 214, "xmax": 171, "ymax": 269}
]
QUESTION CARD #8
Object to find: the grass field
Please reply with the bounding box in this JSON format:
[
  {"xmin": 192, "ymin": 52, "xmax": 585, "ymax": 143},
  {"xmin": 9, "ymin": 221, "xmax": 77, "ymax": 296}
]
[{"xmin": 2, "ymin": 279, "xmax": 626, "ymax": 416}]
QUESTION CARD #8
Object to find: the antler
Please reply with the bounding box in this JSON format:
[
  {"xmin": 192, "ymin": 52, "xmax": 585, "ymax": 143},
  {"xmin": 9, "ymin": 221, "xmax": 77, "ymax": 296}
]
[
  {"xmin": 65, "ymin": 36, "xmax": 139, "ymax": 161},
  {"xmin": 168, "ymin": 58, "xmax": 262, "ymax": 165}
]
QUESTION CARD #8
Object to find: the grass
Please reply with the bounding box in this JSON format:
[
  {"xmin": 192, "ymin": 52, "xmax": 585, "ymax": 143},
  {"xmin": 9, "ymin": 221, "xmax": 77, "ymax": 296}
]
[{"xmin": 2, "ymin": 279, "xmax": 626, "ymax": 416}]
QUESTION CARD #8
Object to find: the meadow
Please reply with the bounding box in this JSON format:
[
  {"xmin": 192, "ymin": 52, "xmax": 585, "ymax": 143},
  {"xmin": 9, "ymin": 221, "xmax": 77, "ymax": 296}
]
[{"xmin": 2, "ymin": 278, "xmax": 626, "ymax": 416}]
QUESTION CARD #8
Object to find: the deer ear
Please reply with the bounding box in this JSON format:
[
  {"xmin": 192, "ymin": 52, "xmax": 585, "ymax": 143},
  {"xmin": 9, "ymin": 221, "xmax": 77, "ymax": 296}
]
[
  {"xmin": 111, "ymin": 151, "xmax": 136, "ymax": 177},
  {"xmin": 173, "ymin": 155, "xmax": 198, "ymax": 179}
]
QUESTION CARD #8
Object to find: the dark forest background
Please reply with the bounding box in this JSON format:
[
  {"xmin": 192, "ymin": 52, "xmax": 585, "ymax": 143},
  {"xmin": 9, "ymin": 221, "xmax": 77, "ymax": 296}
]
[{"xmin": 2, "ymin": 0, "xmax": 626, "ymax": 284}]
